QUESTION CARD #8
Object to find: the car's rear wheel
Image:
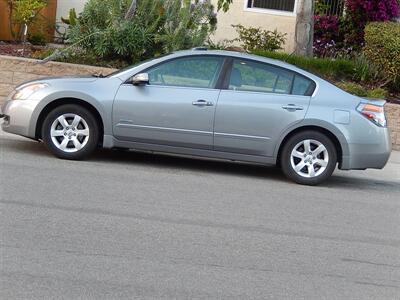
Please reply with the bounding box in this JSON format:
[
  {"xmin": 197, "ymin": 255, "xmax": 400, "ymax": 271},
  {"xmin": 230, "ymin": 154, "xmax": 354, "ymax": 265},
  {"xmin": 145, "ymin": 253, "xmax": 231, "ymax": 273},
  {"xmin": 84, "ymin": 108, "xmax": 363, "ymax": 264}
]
[
  {"xmin": 280, "ymin": 131, "xmax": 337, "ymax": 185},
  {"xmin": 42, "ymin": 104, "xmax": 99, "ymax": 160}
]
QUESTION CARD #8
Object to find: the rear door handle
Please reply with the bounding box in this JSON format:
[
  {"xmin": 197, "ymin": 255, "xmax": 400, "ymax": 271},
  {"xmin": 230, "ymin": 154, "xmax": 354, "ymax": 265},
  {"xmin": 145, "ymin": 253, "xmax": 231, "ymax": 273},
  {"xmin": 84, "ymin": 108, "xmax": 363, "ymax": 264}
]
[
  {"xmin": 282, "ymin": 104, "xmax": 304, "ymax": 111},
  {"xmin": 192, "ymin": 99, "xmax": 214, "ymax": 107}
]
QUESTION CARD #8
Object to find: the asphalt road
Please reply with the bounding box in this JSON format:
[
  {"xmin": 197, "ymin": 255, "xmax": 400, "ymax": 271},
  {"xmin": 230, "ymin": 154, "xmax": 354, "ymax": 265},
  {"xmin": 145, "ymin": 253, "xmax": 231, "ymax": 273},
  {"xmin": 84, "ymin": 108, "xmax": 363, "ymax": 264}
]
[{"xmin": 1, "ymin": 130, "xmax": 400, "ymax": 300}]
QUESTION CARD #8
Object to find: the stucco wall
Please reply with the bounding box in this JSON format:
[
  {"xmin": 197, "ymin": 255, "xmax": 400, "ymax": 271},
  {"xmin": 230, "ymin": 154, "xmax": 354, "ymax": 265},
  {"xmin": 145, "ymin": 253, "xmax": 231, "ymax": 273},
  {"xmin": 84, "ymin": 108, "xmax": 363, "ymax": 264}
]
[
  {"xmin": 56, "ymin": 0, "xmax": 87, "ymax": 23},
  {"xmin": 210, "ymin": 0, "xmax": 297, "ymax": 52},
  {"xmin": 0, "ymin": 55, "xmax": 399, "ymax": 150}
]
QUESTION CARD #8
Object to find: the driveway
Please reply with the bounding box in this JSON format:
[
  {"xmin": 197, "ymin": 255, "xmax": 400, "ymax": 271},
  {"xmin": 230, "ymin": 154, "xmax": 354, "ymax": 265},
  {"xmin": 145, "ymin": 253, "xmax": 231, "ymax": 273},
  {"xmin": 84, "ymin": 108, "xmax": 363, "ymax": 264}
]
[{"xmin": 1, "ymin": 129, "xmax": 399, "ymax": 299}]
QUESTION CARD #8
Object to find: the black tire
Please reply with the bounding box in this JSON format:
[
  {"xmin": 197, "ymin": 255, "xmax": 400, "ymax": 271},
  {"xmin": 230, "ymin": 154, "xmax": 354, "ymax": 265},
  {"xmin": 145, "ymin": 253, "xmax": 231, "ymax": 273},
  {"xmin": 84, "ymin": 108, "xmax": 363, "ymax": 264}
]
[
  {"xmin": 41, "ymin": 104, "xmax": 100, "ymax": 160},
  {"xmin": 280, "ymin": 131, "xmax": 337, "ymax": 185}
]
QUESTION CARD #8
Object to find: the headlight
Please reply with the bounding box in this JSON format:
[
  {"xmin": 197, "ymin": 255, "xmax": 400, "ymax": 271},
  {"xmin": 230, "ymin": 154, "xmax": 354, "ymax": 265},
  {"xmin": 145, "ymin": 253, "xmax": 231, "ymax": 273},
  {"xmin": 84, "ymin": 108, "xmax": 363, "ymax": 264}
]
[{"xmin": 12, "ymin": 83, "xmax": 49, "ymax": 100}]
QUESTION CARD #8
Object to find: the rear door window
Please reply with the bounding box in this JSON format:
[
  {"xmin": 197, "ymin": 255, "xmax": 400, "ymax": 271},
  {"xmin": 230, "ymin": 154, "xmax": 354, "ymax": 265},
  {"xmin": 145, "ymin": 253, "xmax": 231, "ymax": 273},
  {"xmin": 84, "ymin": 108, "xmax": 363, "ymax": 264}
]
[{"xmin": 228, "ymin": 59, "xmax": 315, "ymax": 96}]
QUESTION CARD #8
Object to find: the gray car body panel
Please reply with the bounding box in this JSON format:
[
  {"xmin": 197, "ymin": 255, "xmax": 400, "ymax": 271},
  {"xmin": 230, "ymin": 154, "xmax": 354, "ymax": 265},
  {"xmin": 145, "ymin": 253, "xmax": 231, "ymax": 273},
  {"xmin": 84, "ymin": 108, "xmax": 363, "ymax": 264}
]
[{"xmin": 1, "ymin": 50, "xmax": 391, "ymax": 170}]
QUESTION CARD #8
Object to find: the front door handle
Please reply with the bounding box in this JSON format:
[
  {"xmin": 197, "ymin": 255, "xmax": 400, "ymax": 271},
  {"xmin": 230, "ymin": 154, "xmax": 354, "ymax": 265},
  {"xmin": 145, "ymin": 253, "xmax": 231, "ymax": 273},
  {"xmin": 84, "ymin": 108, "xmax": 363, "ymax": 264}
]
[
  {"xmin": 192, "ymin": 99, "xmax": 214, "ymax": 107},
  {"xmin": 282, "ymin": 104, "xmax": 304, "ymax": 111}
]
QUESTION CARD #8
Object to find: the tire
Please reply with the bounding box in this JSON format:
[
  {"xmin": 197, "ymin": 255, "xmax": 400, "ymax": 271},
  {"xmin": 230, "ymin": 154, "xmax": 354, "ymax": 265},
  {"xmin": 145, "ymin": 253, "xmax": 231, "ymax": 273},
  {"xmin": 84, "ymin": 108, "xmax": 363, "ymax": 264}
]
[
  {"xmin": 280, "ymin": 131, "xmax": 337, "ymax": 185},
  {"xmin": 41, "ymin": 104, "xmax": 100, "ymax": 160}
]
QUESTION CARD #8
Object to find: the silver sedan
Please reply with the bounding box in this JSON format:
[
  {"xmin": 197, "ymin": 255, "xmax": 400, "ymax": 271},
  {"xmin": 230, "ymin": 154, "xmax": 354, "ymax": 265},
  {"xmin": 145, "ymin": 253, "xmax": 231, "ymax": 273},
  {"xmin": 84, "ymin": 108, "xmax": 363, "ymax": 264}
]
[{"xmin": 0, "ymin": 50, "xmax": 391, "ymax": 185}]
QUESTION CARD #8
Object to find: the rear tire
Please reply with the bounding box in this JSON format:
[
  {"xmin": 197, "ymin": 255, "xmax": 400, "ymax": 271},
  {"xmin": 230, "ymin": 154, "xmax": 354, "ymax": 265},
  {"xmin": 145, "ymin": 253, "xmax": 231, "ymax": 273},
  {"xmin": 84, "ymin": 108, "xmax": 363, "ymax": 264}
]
[
  {"xmin": 280, "ymin": 131, "xmax": 337, "ymax": 185},
  {"xmin": 42, "ymin": 104, "xmax": 99, "ymax": 160}
]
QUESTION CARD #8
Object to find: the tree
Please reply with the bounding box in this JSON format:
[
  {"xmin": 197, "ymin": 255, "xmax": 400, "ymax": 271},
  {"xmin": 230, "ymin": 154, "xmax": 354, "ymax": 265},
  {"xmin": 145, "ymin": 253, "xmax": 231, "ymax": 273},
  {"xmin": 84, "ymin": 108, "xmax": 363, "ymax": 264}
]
[{"xmin": 1, "ymin": 0, "xmax": 46, "ymax": 41}]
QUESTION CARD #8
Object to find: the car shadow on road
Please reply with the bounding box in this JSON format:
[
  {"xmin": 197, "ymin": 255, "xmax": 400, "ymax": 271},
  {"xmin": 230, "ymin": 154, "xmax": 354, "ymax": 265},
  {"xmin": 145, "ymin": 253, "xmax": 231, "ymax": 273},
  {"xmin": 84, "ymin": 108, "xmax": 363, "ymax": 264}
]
[
  {"xmin": 92, "ymin": 149, "xmax": 400, "ymax": 191},
  {"xmin": 3, "ymin": 139, "xmax": 399, "ymax": 190},
  {"xmin": 93, "ymin": 148, "xmax": 288, "ymax": 182}
]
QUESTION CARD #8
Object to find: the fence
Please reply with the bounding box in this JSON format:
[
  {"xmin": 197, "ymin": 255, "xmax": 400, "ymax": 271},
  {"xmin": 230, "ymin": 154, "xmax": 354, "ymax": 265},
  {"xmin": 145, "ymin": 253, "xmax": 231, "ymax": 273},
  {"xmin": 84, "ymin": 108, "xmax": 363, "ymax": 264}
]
[
  {"xmin": 0, "ymin": 0, "xmax": 57, "ymax": 41},
  {"xmin": 315, "ymin": 0, "xmax": 345, "ymax": 16}
]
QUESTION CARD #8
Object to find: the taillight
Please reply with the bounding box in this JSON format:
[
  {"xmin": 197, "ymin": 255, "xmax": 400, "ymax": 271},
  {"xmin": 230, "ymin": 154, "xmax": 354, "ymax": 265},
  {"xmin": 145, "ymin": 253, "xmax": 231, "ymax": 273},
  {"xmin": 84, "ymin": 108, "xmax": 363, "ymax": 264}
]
[{"xmin": 357, "ymin": 103, "xmax": 387, "ymax": 127}]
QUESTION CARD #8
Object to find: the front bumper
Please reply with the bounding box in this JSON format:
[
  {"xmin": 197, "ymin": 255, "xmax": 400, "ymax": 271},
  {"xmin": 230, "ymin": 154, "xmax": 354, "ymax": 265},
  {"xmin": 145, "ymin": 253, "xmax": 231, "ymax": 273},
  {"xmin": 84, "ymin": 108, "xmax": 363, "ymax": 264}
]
[
  {"xmin": 1, "ymin": 99, "xmax": 40, "ymax": 139},
  {"xmin": 340, "ymin": 127, "xmax": 392, "ymax": 170}
]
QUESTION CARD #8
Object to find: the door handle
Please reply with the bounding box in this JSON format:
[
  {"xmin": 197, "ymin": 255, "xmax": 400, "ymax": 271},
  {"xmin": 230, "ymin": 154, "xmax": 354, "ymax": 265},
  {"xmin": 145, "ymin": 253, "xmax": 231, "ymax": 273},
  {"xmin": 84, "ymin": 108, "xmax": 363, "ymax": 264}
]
[
  {"xmin": 192, "ymin": 99, "xmax": 214, "ymax": 107},
  {"xmin": 282, "ymin": 104, "xmax": 304, "ymax": 111}
]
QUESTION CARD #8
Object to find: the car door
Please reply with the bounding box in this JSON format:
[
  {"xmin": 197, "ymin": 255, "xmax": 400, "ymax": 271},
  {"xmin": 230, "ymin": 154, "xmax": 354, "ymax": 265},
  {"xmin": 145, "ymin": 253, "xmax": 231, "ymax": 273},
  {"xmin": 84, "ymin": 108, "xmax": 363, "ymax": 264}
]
[
  {"xmin": 112, "ymin": 55, "xmax": 224, "ymax": 150},
  {"xmin": 214, "ymin": 58, "xmax": 315, "ymax": 156}
]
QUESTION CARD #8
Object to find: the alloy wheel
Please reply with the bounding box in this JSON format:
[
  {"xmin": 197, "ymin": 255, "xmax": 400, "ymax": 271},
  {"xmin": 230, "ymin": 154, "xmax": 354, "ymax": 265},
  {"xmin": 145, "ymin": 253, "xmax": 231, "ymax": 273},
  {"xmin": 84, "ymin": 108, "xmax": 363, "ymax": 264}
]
[
  {"xmin": 290, "ymin": 139, "xmax": 329, "ymax": 178},
  {"xmin": 50, "ymin": 113, "xmax": 90, "ymax": 153}
]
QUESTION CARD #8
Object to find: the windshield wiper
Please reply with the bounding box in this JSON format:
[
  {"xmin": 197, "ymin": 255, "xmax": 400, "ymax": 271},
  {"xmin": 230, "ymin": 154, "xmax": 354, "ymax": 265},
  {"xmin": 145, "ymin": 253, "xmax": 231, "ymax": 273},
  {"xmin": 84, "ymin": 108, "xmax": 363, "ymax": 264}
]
[{"xmin": 92, "ymin": 73, "xmax": 106, "ymax": 78}]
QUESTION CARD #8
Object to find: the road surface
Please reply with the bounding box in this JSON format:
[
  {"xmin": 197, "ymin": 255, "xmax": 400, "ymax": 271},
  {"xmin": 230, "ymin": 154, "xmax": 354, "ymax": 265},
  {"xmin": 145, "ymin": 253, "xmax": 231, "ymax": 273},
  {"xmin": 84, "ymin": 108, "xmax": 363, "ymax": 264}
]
[{"xmin": 1, "ymin": 130, "xmax": 399, "ymax": 299}]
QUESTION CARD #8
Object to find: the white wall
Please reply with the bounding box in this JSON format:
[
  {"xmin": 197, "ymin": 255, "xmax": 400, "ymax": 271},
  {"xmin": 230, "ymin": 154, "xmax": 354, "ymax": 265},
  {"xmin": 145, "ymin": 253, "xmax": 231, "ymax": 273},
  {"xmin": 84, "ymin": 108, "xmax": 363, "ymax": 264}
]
[
  {"xmin": 210, "ymin": 0, "xmax": 298, "ymax": 52},
  {"xmin": 56, "ymin": 0, "xmax": 88, "ymax": 23}
]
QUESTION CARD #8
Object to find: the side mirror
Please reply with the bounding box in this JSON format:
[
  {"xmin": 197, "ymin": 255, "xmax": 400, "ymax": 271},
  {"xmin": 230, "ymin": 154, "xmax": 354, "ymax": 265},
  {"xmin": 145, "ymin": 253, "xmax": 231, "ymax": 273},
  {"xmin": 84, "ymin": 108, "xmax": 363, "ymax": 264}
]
[{"xmin": 131, "ymin": 73, "xmax": 149, "ymax": 85}]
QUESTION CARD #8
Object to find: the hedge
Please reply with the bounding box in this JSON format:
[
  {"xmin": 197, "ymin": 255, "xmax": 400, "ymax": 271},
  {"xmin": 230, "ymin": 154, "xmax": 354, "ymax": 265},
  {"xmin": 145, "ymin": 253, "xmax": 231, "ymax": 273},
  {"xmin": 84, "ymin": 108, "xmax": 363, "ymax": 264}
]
[
  {"xmin": 364, "ymin": 22, "xmax": 400, "ymax": 85},
  {"xmin": 253, "ymin": 50, "xmax": 356, "ymax": 80}
]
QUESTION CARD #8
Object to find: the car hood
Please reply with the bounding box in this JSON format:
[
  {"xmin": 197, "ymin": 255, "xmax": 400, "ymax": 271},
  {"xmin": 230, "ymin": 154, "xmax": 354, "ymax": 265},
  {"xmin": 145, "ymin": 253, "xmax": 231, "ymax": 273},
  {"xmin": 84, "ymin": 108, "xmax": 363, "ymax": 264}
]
[{"xmin": 16, "ymin": 76, "xmax": 99, "ymax": 89}]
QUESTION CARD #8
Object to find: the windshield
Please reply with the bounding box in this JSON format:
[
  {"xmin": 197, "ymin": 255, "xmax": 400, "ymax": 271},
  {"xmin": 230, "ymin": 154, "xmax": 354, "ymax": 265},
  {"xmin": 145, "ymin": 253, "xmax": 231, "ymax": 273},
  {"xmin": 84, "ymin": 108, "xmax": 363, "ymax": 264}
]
[{"xmin": 106, "ymin": 54, "xmax": 173, "ymax": 78}]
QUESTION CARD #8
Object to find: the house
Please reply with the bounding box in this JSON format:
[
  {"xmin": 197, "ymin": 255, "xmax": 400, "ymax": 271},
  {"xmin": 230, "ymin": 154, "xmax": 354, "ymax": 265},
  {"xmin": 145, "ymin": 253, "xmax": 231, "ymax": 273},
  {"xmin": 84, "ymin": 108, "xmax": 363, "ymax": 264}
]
[
  {"xmin": 55, "ymin": 0, "xmax": 87, "ymax": 26},
  {"xmin": 58, "ymin": 0, "xmax": 306, "ymax": 52},
  {"xmin": 58, "ymin": 0, "xmax": 303, "ymax": 52},
  {"xmin": 210, "ymin": 0, "xmax": 299, "ymax": 52},
  {"xmin": 0, "ymin": 0, "xmax": 332, "ymax": 53}
]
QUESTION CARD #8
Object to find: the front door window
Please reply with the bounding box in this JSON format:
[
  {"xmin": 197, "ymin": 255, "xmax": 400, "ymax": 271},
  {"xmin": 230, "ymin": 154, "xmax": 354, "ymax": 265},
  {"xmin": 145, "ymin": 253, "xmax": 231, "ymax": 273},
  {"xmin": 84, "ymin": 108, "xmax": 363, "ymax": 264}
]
[{"xmin": 147, "ymin": 56, "xmax": 224, "ymax": 89}]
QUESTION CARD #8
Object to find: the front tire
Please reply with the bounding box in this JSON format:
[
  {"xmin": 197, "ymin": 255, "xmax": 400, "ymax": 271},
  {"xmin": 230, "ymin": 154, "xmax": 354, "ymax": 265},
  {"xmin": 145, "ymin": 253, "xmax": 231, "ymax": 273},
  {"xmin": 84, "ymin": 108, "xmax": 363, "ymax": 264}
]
[
  {"xmin": 280, "ymin": 131, "xmax": 337, "ymax": 185},
  {"xmin": 42, "ymin": 104, "xmax": 99, "ymax": 160}
]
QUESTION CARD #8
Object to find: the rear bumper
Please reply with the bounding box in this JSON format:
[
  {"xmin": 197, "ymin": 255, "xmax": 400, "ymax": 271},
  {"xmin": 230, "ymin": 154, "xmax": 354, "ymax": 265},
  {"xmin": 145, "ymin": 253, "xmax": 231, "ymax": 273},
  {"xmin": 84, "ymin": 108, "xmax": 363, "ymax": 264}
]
[{"xmin": 340, "ymin": 127, "xmax": 392, "ymax": 170}]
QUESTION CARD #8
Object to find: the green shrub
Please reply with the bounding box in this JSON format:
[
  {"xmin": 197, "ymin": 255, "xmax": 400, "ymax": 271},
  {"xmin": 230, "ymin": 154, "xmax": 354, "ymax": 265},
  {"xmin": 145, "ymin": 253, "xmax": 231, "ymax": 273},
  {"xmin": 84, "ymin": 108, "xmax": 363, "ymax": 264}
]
[
  {"xmin": 254, "ymin": 50, "xmax": 355, "ymax": 80},
  {"xmin": 352, "ymin": 54, "xmax": 382, "ymax": 83},
  {"xmin": 28, "ymin": 32, "xmax": 47, "ymax": 45},
  {"xmin": 31, "ymin": 48, "xmax": 55, "ymax": 59},
  {"xmin": 367, "ymin": 87, "xmax": 388, "ymax": 99},
  {"xmin": 337, "ymin": 82, "xmax": 368, "ymax": 97},
  {"xmin": 364, "ymin": 22, "xmax": 400, "ymax": 85},
  {"xmin": 61, "ymin": 8, "xmax": 78, "ymax": 26},
  {"xmin": 67, "ymin": 0, "xmax": 217, "ymax": 63},
  {"xmin": 232, "ymin": 24, "xmax": 286, "ymax": 52},
  {"xmin": 337, "ymin": 82, "xmax": 388, "ymax": 99}
]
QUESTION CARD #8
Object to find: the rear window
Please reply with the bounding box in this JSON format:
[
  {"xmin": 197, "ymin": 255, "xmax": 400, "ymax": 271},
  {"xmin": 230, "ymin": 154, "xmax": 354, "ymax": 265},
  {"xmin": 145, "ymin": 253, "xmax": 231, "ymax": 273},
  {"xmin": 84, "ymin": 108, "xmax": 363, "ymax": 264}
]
[{"xmin": 292, "ymin": 75, "xmax": 315, "ymax": 96}]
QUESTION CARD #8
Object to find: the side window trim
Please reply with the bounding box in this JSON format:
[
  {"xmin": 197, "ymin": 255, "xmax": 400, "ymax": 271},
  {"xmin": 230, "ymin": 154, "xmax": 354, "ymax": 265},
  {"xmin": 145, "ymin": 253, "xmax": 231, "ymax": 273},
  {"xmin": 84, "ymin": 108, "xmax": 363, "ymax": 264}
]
[
  {"xmin": 138, "ymin": 55, "xmax": 225, "ymax": 90},
  {"xmin": 220, "ymin": 56, "xmax": 316, "ymax": 96},
  {"xmin": 215, "ymin": 56, "xmax": 233, "ymax": 90},
  {"xmin": 218, "ymin": 57, "xmax": 233, "ymax": 90}
]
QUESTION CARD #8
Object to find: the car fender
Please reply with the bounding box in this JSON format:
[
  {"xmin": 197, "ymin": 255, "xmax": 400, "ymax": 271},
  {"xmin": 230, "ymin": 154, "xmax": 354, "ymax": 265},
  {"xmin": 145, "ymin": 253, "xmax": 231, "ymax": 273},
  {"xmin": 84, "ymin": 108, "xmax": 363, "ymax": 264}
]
[
  {"xmin": 29, "ymin": 91, "xmax": 107, "ymax": 138},
  {"xmin": 273, "ymin": 118, "xmax": 350, "ymax": 159}
]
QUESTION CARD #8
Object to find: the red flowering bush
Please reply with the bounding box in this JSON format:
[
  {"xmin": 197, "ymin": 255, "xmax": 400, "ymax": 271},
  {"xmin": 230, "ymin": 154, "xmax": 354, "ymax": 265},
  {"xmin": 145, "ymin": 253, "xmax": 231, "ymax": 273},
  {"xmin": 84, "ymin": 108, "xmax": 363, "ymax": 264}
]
[
  {"xmin": 346, "ymin": 0, "xmax": 399, "ymax": 21},
  {"xmin": 314, "ymin": 0, "xmax": 400, "ymax": 57},
  {"xmin": 343, "ymin": 0, "xmax": 400, "ymax": 49},
  {"xmin": 313, "ymin": 15, "xmax": 341, "ymax": 57}
]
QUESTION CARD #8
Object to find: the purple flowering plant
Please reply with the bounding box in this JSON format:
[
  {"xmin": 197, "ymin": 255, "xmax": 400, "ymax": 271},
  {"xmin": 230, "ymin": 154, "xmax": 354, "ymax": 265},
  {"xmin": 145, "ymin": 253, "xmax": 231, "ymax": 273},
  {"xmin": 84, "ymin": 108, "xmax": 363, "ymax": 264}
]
[{"xmin": 313, "ymin": 0, "xmax": 400, "ymax": 57}]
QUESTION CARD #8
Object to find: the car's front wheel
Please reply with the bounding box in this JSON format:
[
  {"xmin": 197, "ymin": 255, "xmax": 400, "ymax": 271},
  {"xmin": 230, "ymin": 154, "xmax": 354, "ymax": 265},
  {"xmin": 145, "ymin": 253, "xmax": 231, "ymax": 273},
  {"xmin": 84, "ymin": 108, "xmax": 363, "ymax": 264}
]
[
  {"xmin": 280, "ymin": 131, "xmax": 337, "ymax": 185},
  {"xmin": 42, "ymin": 104, "xmax": 99, "ymax": 160}
]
